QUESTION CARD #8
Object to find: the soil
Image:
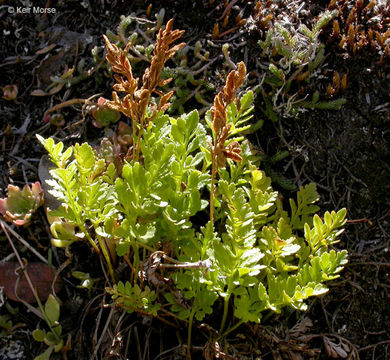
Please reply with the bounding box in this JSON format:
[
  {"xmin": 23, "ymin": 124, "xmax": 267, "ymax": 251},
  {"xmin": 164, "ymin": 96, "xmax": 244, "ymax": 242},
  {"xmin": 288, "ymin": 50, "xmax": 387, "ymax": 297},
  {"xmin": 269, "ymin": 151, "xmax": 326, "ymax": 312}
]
[{"xmin": 0, "ymin": 1, "xmax": 389, "ymax": 359}]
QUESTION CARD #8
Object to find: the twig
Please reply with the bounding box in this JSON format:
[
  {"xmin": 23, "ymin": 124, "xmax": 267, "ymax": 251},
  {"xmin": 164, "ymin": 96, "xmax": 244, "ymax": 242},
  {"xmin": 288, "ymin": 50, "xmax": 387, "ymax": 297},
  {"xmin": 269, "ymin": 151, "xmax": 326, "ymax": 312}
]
[
  {"xmin": 43, "ymin": 98, "xmax": 92, "ymax": 119},
  {"xmin": 333, "ymin": 155, "xmax": 368, "ymax": 188},
  {"xmin": 89, "ymin": 306, "xmax": 115, "ymax": 360},
  {"xmin": 358, "ymin": 340, "xmax": 390, "ymax": 353},
  {"xmin": 74, "ymin": 293, "xmax": 105, "ymax": 354},
  {"xmin": 135, "ymin": 25, "xmax": 153, "ymax": 45},
  {"xmin": 0, "ymin": 219, "xmax": 48, "ymax": 264},
  {"xmin": 346, "ymin": 218, "xmax": 370, "ymax": 224},
  {"xmin": 134, "ymin": 326, "xmax": 143, "ymax": 360},
  {"xmin": 320, "ymin": 297, "xmax": 331, "ymax": 331},
  {"xmin": 347, "ymin": 261, "xmax": 390, "ymax": 267},
  {"xmin": 218, "ymin": 26, "xmax": 240, "ymax": 39},
  {"xmin": 0, "ymin": 253, "xmax": 15, "ymax": 263},
  {"xmin": 191, "ymin": 56, "xmax": 218, "ymax": 76},
  {"xmin": 219, "ymin": 0, "xmax": 239, "ymax": 20},
  {"xmin": 158, "ymin": 256, "xmax": 212, "ymax": 270},
  {"xmin": 0, "ymin": 221, "xmax": 44, "ymax": 319},
  {"xmin": 153, "ymin": 345, "xmax": 203, "ymax": 360}
]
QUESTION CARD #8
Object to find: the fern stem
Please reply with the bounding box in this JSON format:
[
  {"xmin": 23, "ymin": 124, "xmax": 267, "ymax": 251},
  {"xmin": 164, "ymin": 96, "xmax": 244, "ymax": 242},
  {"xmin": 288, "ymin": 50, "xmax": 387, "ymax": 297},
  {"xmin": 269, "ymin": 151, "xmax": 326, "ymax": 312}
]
[
  {"xmin": 79, "ymin": 223, "xmax": 101, "ymax": 255},
  {"xmin": 133, "ymin": 243, "xmax": 140, "ymax": 286},
  {"xmin": 64, "ymin": 180, "xmax": 101, "ymax": 256},
  {"xmin": 210, "ymin": 151, "xmax": 216, "ymax": 224},
  {"xmin": 134, "ymin": 101, "xmax": 149, "ymax": 162},
  {"xmin": 218, "ymin": 320, "xmax": 244, "ymax": 341},
  {"xmin": 96, "ymin": 234, "xmax": 115, "ymax": 282},
  {"xmin": 134, "ymin": 129, "xmax": 143, "ymax": 162},
  {"xmin": 219, "ymin": 294, "xmax": 230, "ymax": 333},
  {"xmin": 132, "ymin": 121, "xmax": 138, "ymax": 160}
]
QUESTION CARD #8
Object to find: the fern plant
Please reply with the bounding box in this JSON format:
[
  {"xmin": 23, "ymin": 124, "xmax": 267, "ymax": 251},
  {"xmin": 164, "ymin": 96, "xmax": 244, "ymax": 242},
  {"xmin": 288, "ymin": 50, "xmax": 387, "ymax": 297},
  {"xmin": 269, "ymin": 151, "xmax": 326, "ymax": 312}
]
[{"xmin": 37, "ymin": 19, "xmax": 348, "ymax": 358}]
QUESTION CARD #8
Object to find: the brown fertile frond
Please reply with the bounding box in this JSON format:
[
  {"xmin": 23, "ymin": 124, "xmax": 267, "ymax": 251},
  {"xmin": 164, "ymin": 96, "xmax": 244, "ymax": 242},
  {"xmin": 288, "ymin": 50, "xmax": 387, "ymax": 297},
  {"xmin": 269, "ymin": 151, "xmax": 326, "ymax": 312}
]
[
  {"xmin": 103, "ymin": 35, "xmax": 136, "ymax": 82},
  {"xmin": 211, "ymin": 62, "xmax": 246, "ymax": 131},
  {"xmin": 214, "ymin": 125, "xmax": 231, "ymax": 168},
  {"xmin": 210, "ymin": 61, "xmax": 246, "ymax": 170},
  {"xmin": 102, "ymin": 19, "xmax": 185, "ymax": 149},
  {"xmin": 135, "ymin": 89, "xmax": 150, "ymax": 123},
  {"xmin": 158, "ymin": 91, "xmax": 174, "ymax": 112},
  {"xmin": 106, "ymin": 92, "xmax": 132, "ymax": 118},
  {"xmin": 103, "ymin": 34, "xmax": 140, "ymax": 123},
  {"xmin": 112, "ymin": 74, "xmax": 138, "ymax": 95},
  {"xmin": 223, "ymin": 61, "xmax": 246, "ymax": 105},
  {"xmin": 223, "ymin": 141, "xmax": 243, "ymax": 162},
  {"xmin": 212, "ymin": 92, "xmax": 227, "ymax": 134},
  {"xmin": 211, "ymin": 61, "xmax": 246, "ymax": 137},
  {"xmin": 107, "ymin": 19, "xmax": 185, "ymax": 161},
  {"xmin": 142, "ymin": 18, "xmax": 185, "ymax": 93}
]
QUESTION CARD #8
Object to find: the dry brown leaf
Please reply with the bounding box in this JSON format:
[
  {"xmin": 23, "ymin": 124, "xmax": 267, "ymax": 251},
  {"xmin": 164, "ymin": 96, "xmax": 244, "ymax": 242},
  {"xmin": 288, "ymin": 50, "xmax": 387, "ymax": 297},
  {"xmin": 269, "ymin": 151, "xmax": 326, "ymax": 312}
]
[
  {"xmin": 0, "ymin": 262, "xmax": 62, "ymax": 303},
  {"xmin": 30, "ymin": 82, "xmax": 65, "ymax": 96},
  {"xmin": 323, "ymin": 336, "xmax": 349, "ymax": 359},
  {"xmin": 30, "ymin": 89, "xmax": 49, "ymax": 96},
  {"xmin": 290, "ymin": 317, "xmax": 313, "ymax": 339},
  {"xmin": 48, "ymin": 83, "xmax": 65, "ymax": 95},
  {"xmin": 35, "ymin": 44, "xmax": 56, "ymax": 55}
]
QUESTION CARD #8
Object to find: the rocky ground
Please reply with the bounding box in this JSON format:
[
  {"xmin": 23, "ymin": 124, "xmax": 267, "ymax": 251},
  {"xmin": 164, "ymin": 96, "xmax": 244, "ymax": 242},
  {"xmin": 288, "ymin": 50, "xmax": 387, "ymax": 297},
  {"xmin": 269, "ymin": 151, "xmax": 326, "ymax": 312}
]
[{"xmin": 0, "ymin": 1, "xmax": 389, "ymax": 359}]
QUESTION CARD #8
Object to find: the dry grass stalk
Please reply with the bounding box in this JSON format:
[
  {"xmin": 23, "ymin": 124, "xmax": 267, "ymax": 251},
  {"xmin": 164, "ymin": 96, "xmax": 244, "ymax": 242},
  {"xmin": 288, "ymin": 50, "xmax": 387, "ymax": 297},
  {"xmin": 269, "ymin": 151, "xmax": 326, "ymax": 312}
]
[{"xmin": 103, "ymin": 19, "xmax": 185, "ymax": 160}]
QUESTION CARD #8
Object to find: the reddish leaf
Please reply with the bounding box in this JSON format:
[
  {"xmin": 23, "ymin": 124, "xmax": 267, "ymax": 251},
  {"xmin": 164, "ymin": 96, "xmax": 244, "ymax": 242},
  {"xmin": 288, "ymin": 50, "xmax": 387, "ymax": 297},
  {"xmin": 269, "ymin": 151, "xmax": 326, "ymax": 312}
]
[{"xmin": 0, "ymin": 262, "xmax": 62, "ymax": 303}]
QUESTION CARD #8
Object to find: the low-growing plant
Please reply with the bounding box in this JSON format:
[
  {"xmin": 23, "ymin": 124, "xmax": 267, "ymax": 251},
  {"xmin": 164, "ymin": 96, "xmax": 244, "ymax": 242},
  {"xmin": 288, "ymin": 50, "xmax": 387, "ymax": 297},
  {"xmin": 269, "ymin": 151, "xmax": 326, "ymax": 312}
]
[
  {"xmin": 90, "ymin": 96, "xmax": 121, "ymax": 128},
  {"xmin": 0, "ymin": 302, "xmax": 20, "ymax": 337},
  {"xmin": 0, "ymin": 182, "xmax": 44, "ymax": 226},
  {"xmin": 0, "ymin": 314, "xmax": 13, "ymax": 336},
  {"xmin": 2, "ymin": 84, "xmax": 18, "ymax": 101},
  {"xmin": 37, "ymin": 19, "xmax": 348, "ymax": 358},
  {"xmin": 327, "ymin": 0, "xmax": 390, "ymax": 61},
  {"xmin": 32, "ymin": 295, "xmax": 64, "ymax": 360},
  {"xmin": 255, "ymin": 1, "xmax": 345, "ymax": 121}
]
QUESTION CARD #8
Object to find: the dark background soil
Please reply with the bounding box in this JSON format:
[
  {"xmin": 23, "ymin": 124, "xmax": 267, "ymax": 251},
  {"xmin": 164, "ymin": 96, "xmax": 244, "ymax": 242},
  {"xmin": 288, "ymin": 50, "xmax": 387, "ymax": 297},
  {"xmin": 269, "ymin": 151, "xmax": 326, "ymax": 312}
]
[{"xmin": 0, "ymin": 1, "xmax": 389, "ymax": 359}]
